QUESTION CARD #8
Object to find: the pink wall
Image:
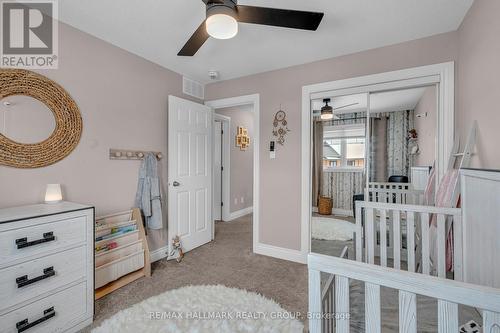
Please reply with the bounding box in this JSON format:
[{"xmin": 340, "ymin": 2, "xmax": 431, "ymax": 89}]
[
  {"xmin": 458, "ymin": 0, "xmax": 500, "ymax": 169},
  {"xmin": 206, "ymin": 32, "xmax": 459, "ymax": 251},
  {"xmin": 414, "ymin": 86, "xmax": 437, "ymax": 167},
  {"xmin": 215, "ymin": 105, "xmax": 254, "ymax": 213},
  {"xmin": 0, "ymin": 23, "xmax": 199, "ymax": 251}
]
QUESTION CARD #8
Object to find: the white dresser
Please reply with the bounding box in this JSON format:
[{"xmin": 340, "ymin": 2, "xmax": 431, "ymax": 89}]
[{"xmin": 0, "ymin": 202, "xmax": 94, "ymax": 333}]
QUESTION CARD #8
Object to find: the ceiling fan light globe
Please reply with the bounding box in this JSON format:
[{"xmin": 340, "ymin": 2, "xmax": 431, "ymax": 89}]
[
  {"xmin": 206, "ymin": 14, "xmax": 238, "ymax": 39},
  {"xmin": 320, "ymin": 113, "xmax": 334, "ymax": 120}
]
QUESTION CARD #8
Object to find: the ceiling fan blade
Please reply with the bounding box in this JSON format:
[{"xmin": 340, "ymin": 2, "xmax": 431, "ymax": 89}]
[
  {"xmin": 236, "ymin": 5, "xmax": 324, "ymax": 31},
  {"xmin": 333, "ymin": 103, "xmax": 359, "ymax": 111},
  {"xmin": 178, "ymin": 20, "xmax": 209, "ymax": 56}
]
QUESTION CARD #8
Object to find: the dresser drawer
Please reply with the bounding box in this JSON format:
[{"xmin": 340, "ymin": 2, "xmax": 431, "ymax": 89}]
[
  {"xmin": 0, "ymin": 246, "xmax": 86, "ymax": 312},
  {"xmin": 0, "ymin": 215, "xmax": 88, "ymax": 268},
  {"xmin": 0, "ymin": 282, "xmax": 88, "ymax": 333}
]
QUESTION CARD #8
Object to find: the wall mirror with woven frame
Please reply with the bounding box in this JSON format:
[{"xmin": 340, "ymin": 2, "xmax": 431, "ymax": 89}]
[
  {"xmin": 1, "ymin": 95, "xmax": 56, "ymax": 144},
  {"xmin": 0, "ymin": 69, "xmax": 82, "ymax": 168}
]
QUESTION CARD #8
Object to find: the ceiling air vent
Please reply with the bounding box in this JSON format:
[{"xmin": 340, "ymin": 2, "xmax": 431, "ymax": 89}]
[{"xmin": 183, "ymin": 76, "xmax": 204, "ymax": 100}]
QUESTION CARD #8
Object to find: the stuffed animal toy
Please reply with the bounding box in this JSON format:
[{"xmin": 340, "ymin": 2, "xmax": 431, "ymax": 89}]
[{"xmin": 170, "ymin": 235, "xmax": 184, "ymax": 263}]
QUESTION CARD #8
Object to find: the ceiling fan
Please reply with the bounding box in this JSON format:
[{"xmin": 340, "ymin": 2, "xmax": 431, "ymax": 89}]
[
  {"xmin": 313, "ymin": 99, "xmax": 360, "ymax": 120},
  {"xmin": 178, "ymin": 0, "xmax": 324, "ymax": 56}
]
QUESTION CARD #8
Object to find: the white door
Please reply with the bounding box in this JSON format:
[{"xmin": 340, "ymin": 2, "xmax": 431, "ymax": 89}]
[
  {"xmin": 213, "ymin": 121, "xmax": 222, "ymax": 220},
  {"xmin": 168, "ymin": 96, "xmax": 212, "ymax": 253}
]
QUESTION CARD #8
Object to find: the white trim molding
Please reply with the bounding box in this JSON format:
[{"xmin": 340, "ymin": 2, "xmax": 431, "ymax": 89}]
[
  {"xmin": 254, "ymin": 243, "xmax": 307, "ymax": 264},
  {"xmin": 205, "ymin": 94, "xmax": 261, "ymax": 255},
  {"xmin": 151, "ymin": 246, "xmax": 168, "ymax": 262},
  {"xmin": 228, "ymin": 206, "xmax": 253, "ymax": 221},
  {"xmin": 213, "ymin": 113, "xmax": 231, "ymax": 223},
  {"xmin": 302, "ymin": 62, "xmax": 455, "ymax": 260}
]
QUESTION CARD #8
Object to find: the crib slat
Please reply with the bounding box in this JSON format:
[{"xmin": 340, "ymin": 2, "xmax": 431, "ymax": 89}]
[
  {"xmin": 356, "ymin": 204, "xmax": 363, "ymax": 262},
  {"xmin": 365, "ymin": 283, "xmax": 381, "ymax": 333},
  {"xmin": 393, "ymin": 210, "xmax": 401, "ymax": 270},
  {"xmin": 380, "ymin": 209, "xmax": 387, "ymax": 267},
  {"xmin": 437, "ymin": 214, "xmax": 446, "ymax": 278},
  {"xmin": 329, "ymin": 287, "xmax": 334, "ymax": 333},
  {"xmin": 421, "ymin": 213, "xmax": 430, "ymax": 275},
  {"xmin": 453, "ymin": 214, "xmax": 463, "ymax": 281},
  {"xmin": 309, "ymin": 269, "xmax": 322, "ymax": 333},
  {"xmin": 483, "ymin": 311, "xmax": 500, "ymax": 333},
  {"xmin": 380, "ymin": 192, "xmax": 387, "ymax": 204},
  {"xmin": 438, "ymin": 300, "xmax": 458, "ymax": 333},
  {"xmin": 399, "ymin": 291, "xmax": 417, "ymax": 333},
  {"xmin": 335, "ymin": 276, "xmax": 349, "ymax": 333},
  {"xmin": 407, "ymin": 212, "xmax": 415, "ymax": 272},
  {"xmin": 366, "ymin": 208, "xmax": 375, "ymax": 264}
]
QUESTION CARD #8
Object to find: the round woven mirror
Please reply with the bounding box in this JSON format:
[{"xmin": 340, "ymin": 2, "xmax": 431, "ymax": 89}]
[{"xmin": 0, "ymin": 69, "xmax": 82, "ymax": 168}]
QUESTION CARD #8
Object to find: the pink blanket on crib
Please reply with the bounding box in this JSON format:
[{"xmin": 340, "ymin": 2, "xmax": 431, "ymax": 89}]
[{"xmin": 431, "ymin": 169, "xmax": 459, "ymax": 272}]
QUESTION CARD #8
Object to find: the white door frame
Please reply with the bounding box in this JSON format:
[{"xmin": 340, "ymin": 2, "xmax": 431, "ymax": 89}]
[
  {"xmin": 205, "ymin": 94, "xmax": 260, "ymax": 252},
  {"xmin": 302, "ymin": 62, "xmax": 455, "ymax": 258},
  {"xmin": 213, "ymin": 113, "xmax": 231, "ymax": 223}
]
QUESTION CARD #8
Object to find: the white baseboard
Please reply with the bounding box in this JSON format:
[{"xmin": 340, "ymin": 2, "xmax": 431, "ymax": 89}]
[
  {"xmin": 150, "ymin": 246, "xmax": 168, "ymax": 262},
  {"xmin": 254, "ymin": 242, "xmax": 307, "ymax": 264},
  {"xmin": 227, "ymin": 206, "xmax": 253, "ymax": 221}
]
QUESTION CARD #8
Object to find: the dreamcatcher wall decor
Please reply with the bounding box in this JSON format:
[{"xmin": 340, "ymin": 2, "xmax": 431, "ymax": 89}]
[{"xmin": 272, "ymin": 107, "xmax": 290, "ymax": 145}]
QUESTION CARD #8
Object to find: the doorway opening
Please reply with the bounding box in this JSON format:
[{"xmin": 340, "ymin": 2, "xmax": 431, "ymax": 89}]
[
  {"xmin": 212, "ymin": 105, "xmax": 254, "ymax": 223},
  {"xmin": 206, "ymin": 94, "xmax": 260, "ymax": 251}
]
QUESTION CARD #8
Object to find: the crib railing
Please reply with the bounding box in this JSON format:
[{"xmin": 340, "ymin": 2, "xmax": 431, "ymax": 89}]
[
  {"xmin": 366, "ymin": 182, "xmax": 424, "ymax": 205},
  {"xmin": 309, "ymin": 253, "xmax": 500, "ymax": 333},
  {"xmin": 321, "ymin": 247, "xmax": 348, "ymax": 332},
  {"xmin": 355, "ymin": 201, "xmax": 462, "ymax": 279}
]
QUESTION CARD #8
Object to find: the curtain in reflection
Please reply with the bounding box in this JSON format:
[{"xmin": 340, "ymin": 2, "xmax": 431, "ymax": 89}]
[
  {"xmin": 369, "ymin": 117, "xmax": 388, "ymax": 182},
  {"xmin": 312, "ymin": 117, "xmax": 323, "ymax": 206},
  {"xmin": 387, "ymin": 110, "xmax": 414, "ymax": 177},
  {"xmin": 370, "ymin": 110, "xmax": 414, "ymax": 181}
]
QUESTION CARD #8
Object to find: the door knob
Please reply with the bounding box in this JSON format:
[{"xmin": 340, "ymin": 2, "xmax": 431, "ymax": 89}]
[{"xmin": 173, "ymin": 181, "xmax": 180, "ymax": 187}]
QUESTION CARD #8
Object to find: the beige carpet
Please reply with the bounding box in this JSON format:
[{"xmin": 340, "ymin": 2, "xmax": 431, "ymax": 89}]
[{"xmin": 84, "ymin": 214, "xmax": 308, "ymax": 331}]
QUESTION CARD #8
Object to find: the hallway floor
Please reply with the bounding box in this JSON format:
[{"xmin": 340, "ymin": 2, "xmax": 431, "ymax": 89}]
[{"xmin": 86, "ymin": 214, "xmax": 308, "ymax": 331}]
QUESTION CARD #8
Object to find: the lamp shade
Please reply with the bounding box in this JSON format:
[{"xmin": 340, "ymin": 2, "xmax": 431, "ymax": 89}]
[
  {"xmin": 206, "ymin": 6, "xmax": 238, "ymax": 40},
  {"xmin": 45, "ymin": 184, "xmax": 62, "ymax": 203}
]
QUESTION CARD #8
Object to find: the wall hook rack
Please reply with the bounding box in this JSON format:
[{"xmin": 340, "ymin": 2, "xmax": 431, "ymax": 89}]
[{"xmin": 109, "ymin": 149, "xmax": 163, "ymax": 161}]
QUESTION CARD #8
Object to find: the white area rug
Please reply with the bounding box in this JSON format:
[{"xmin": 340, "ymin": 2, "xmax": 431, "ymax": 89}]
[
  {"xmin": 312, "ymin": 216, "xmax": 356, "ymax": 241},
  {"xmin": 92, "ymin": 285, "xmax": 303, "ymax": 333}
]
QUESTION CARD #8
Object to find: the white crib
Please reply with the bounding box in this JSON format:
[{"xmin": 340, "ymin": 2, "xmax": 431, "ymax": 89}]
[
  {"xmin": 310, "ymin": 168, "xmax": 500, "ymax": 332},
  {"xmin": 366, "ymin": 182, "xmax": 424, "ymax": 205},
  {"xmin": 354, "ymin": 201, "xmax": 462, "ymax": 279},
  {"xmin": 309, "ymin": 253, "xmax": 500, "ymax": 333}
]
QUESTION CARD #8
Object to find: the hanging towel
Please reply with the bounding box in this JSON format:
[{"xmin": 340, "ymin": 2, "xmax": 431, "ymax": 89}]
[{"xmin": 134, "ymin": 153, "xmax": 163, "ymax": 229}]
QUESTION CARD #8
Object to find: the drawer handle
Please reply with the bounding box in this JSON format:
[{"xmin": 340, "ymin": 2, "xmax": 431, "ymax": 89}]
[
  {"xmin": 16, "ymin": 307, "xmax": 56, "ymax": 333},
  {"xmin": 16, "ymin": 267, "xmax": 56, "ymax": 288},
  {"xmin": 16, "ymin": 232, "xmax": 55, "ymax": 249}
]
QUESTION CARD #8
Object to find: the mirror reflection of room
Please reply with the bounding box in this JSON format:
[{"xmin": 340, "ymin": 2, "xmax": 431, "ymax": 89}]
[
  {"xmin": 368, "ymin": 86, "xmax": 436, "ymax": 205},
  {"xmin": 311, "ymin": 86, "xmax": 437, "ymax": 259},
  {"xmin": 311, "ymin": 93, "xmax": 368, "ymax": 258}
]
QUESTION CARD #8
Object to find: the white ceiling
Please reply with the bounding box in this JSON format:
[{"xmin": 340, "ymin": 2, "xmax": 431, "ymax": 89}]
[
  {"xmin": 312, "ymin": 87, "xmax": 429, "ymax": 114},
  {"xmin": 58, "ymin": 0, "xmax": 473, "ymax": 83}
]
